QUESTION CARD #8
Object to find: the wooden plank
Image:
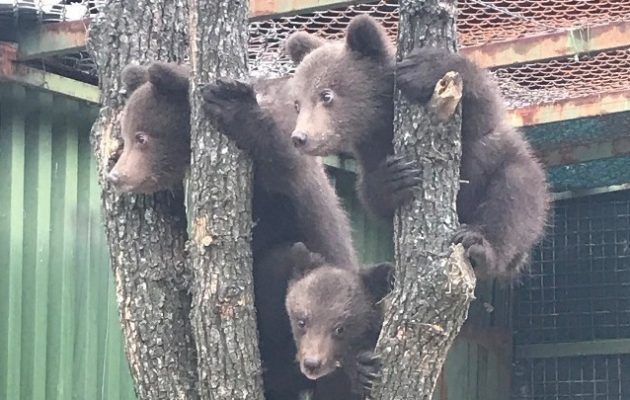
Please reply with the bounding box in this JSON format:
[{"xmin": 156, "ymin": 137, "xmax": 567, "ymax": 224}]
[
  {"xmin": 538, "ymin": 136, "xmax": 630, "ymax": 167},
  {"xmin": 15, "ymin": 13, "xmax": 630, "ymax": 68},
  {"xmin": 508, "ymin": 90, "xmax": 630, "ymax": 127},
  {"xmin": 516, "ymin": 338, "xmax": 630, "ymax": 359},
  {"xmin": 250, "ymin": 0, "xmax": 360, "ymax": 19},
  {"xmin": 553, "ymin": 183, "xmax": 630, "ymax": 201},
  {"xmin": 17, "ymin": 20, "xmax": 90, "ymax": 61},
  {"xmin": 461, "ymin": 20, "xmax": 630, "ymax": 68},
  {"xmin": 1, "ymin": 64, "xmax": 100, "ymax": 104}
]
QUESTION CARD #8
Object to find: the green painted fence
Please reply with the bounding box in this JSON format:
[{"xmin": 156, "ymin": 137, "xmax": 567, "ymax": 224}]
[
  {"xmin": 0, "ymin": 83, "xmax": 136, "ymax": 400},
  {"xmin": 1, "ymin": 82, "xmax": 511, "ymax": 400}
]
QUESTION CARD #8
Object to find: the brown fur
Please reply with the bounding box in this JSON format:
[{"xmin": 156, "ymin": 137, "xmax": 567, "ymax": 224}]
[
  {"xmin": 285, "ymin": 15, "xmax": 550, "ymax": 280},
  {"xmin": 200, "ymin": 77, "xmax": 360, "ymax": 399},
  {"xmin": 108, "ymin": 62, "xmax": 191, "ymax": 193},
  {"xmin": 284, "ymin": 243, "xmax": 393, "ymax": 398}
]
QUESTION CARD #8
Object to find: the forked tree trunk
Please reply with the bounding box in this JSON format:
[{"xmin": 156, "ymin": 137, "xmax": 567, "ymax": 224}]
[
  {"xmin": 371, "ymin": 1, "xmax": 476, "ymax": 399},
  {"xmin": 186, "ymin": 1, "xmax": 264, "ymax": 399},
  {"xmin": 87, "ymin": 2, "xmax": 198, "ymax": 399}
]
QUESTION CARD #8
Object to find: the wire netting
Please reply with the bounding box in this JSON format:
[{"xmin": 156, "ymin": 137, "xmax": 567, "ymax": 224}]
[
  {"xmin": 512, "ymin": 355, "xmax": 630, "ymax": 400},
  {"xmin": 515, "ymin": 190, "xmax": 630, "ymax": 345},
  {"xmin": 495, "ymin": 49, "xmax": 630, "ymax": 108},
  {"xmin": 3, "ymin": 0, "xmax": 630, "ymax": 108}
]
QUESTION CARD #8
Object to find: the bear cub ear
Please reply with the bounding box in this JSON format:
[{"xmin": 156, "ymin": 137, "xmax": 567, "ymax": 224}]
[
  {"xmin": 360, "ymin": 262, "xmax": 395, "ymax": 302},
  {"xmin": 288, "ymin": 242, "xmax": 326, "ymax": 281},
  {"xmin": 285, "ymin": 31, "xmax": 325, "ymax": 64},
  {"xmin": 346, "ymin": 15, "xmax": 392, "ymax": 60},
  {"xmin": 147, "ymin": 62, "xmax": 191, "ymax": 94},
  {"xmin": 121, "ymin": 65, "xmax": 148, "ymax": 94}
]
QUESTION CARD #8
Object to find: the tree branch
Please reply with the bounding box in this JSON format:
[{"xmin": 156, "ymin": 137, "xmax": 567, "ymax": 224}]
[
  {"xmin": 370, "ymin": 1, "xmax": 475, "ymax": 398},
  {"xmin": 87, "ymin": 1, "xmax": 197, "ymax": 399},
  {"xmin": 428, "ymin": 71, "xmax": 463, "ymax": 122},
  {"xmin": 186, "ymin": 0, "xmax": 264, "ymax": 398}
]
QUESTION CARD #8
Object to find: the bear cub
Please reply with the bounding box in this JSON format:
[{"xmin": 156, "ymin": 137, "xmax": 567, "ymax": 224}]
[
  {"xmin": 107, "ymin": 62, "xmax": 191, "ymax": 193},
  {"xmin": 283, "ymin": 243, "xmax": 394, "ymax": 399},
  {"xmin": 286, "ymin": 15, "xmax": 550, "ymax": 280}
]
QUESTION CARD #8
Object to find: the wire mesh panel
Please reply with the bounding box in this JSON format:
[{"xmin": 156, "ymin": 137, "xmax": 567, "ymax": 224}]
[
  {"xmin": 512, "ymin": 355, "xmax": 630, "ymax": 400},
  {"xmin": 515, "ymin": 190, "xmax": 630, "ymax": 345},
  {"xmin": 7, "ymin": 0, "xmax": 630, "ymax": 110}
]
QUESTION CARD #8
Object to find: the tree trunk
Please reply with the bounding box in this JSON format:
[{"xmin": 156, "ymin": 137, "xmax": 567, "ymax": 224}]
[
  {"xmin": 371, "ymin": 1, "xmax": 476, "ymax": 399},
  {"xmin": 87, "ymin": 2, "xmax": 198, "ymax": 399},
  {"xmin": 186, "ymin": 1, "xmax": 263, "ymax": 399}
]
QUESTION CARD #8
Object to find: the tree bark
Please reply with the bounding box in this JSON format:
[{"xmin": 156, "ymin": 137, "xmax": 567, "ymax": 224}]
[
  {"xmin": 186, "ymin": 1, "xmax": 263, "ymax": 399},
  {"xmin": 87, "ymin": 2, "xmax": 198, "ymax": 399},
  {"xmin": 371, "ymin": 1, "xmax": 476, "ymax": 399}
]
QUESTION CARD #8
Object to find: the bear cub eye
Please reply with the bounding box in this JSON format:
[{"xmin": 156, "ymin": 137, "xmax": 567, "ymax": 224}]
[
  {"xmin": 135, "ymin": 133, "xmax": 148, "ymax": 145},
  {"xmin": 294, "ymin": 101, "xmax": 301, "ymax": 113},
  {"xmin": 297, "ymin": 319, "xmax": 306, "ymax": 329},
  {"xmin": 319, "ymin": 89, "xmax": 334, "ymax": 105},
  {"xmin": 334, "ymin": 325, "xmax": 344, "ymax": 337}
]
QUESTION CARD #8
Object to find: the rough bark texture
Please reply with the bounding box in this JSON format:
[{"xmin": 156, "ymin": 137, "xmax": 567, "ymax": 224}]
[
  {"xmin": 87, "ymin": 2, "xmax": 198, "ymax": 399},
  {"xmin": 371, "ymin": 1, "xmax": 476, "ymax": 399},
  {"xmin": 186, "ymin": 1, "xmax": 263, "ymax": 399}
]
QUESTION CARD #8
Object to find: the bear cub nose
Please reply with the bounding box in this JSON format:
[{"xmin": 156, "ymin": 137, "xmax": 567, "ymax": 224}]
[
  {"xmin": 107, "ymin": 171, "xmax": 122, "ymax": 185},
  {"xmin": 291, "ymin": 131, "xmax": 307, "ymax": 148},
  {"xmin": 303, "ymin": 357, "xmax": 322, "ymax": 373}
]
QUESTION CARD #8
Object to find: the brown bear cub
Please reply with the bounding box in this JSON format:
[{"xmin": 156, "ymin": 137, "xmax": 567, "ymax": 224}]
[
  {"xmin": 109, "ymin": 62, "xmax": 356, "ymax": 267},
  {"xmin": 201, "ymin": 78, "xmax": 389, "ymax": 398},
  {"xmin": 108, "ymin": 62, "xmax": 191, "ymax": 193},
  {"xmin": 275, "ymin": 242, "xmax": 393, "ymax": 399},
  {"xmin": 286, "ymin": 15, "xmax": 550, "ymax": 280},
  {"xmin": 110, "ymin": 63, "xmax": 361, "ymax": 399}
]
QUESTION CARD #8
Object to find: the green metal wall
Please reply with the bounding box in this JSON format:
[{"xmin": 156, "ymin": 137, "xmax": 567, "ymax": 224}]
[{"xmin": 0, "ymin": 83, "xmax": 136, "ymax": 400}]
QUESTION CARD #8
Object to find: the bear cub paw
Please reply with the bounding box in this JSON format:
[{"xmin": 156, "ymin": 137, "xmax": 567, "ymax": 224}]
[
  {"xmin": 451, "ymin": 224, "xmax": 497, "ymax": 272},
  {"xmin": 372, "ymin": 153, "xmax": 422, "ymax": 208},
  {"xmin": 352, "ymin": 350, "xmax": 381, "ymax": 395},
  {"xmin": 200, "ymin": 79, "xmax": 257, "ymax": 129}
]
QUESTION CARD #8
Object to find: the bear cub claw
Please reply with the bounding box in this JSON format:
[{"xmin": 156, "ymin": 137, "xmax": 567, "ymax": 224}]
[
  {"xmin": 352, "ymin": 350, "xmax": 381, "ymax": 395},
  {"xmin": 200, "ymin": 79, "xmax": 256, "ymax": 128},
  {"xmin": 451, "ymin": 224, "xmax": 496, "ymax": 272},
  {"xmin": 371, "ymin": 153, "xmax": 422, "ymax": 207}
]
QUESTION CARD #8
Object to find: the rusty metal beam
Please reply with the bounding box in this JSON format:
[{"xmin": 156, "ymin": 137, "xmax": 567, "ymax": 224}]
[
  {"xmin": 553, "ymin": 183, "xmax": 630, "ymax": 201},
  {"xmin": 516, "ymin": 339, "xmax": 630, "ymax": 359},
  {"xmin": 0, "ymin": 42, "xmax": 99, "ymax": 103},
  {"xmin": 16, "ymin": 20, "xmax": 90, "ymax": 61},
  {"xmin": 11, "ymin": 8, "xmax": 630, "ymax": 68},
  {"xmin": 461, "ymin": 20, "xmax": 630, "ymax": 68},
  {"xmin": 536, "ymin": 136, "xmax": 630, "ymax": 167},
  {"xmin": 507, "ymin": 91, "xmax": 630, "ymax": 127},
  {"xmin": 250, "ymin": 0, "xmax": 359, "ymax": 19}
]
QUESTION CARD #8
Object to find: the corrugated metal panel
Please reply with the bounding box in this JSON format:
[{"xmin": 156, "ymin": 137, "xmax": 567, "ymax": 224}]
[
  {"xmin": 0, "ymin": 83, "xmax": 136, "ymax": 400},
  {"xmin": 332, "ymin": 170, "xmax": 394, "ymax": 264}
]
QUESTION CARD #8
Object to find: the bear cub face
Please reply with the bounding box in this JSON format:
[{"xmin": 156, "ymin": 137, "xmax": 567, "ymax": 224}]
[
  {"xmin": 107, "ymin": 62, "xmax": 191, "ymax": 194},
  {"xmin": 285, "ymin": 250, "xmax": 393, "ymax": 382},
  {"xmin": 286, "ymin": 17, "xmax": 395, "ymax": 157}
]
